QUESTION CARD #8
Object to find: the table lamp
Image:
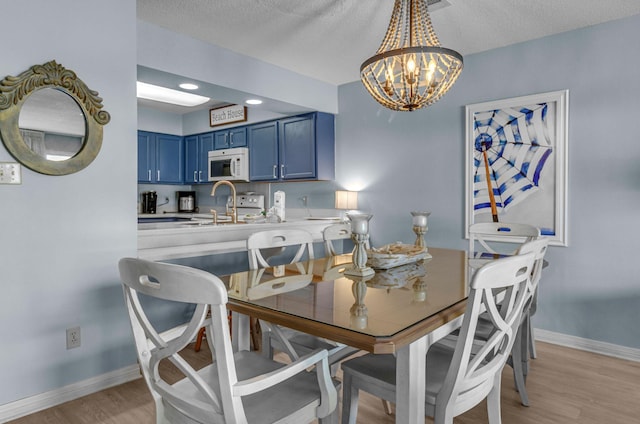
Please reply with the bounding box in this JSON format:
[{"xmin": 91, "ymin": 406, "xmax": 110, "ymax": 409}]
[{"xmin": 335, "ymin": 190, "xmax": 358, "ymax": 221}]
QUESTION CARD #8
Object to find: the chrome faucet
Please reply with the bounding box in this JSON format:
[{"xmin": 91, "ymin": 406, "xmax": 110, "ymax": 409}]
[{"xmin": 210, "ymin": 180, "xmax": 237, "ymax": 224}]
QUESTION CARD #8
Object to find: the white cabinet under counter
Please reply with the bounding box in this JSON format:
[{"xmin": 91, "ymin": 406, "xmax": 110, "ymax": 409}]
[{"xmin": 138, "ymin": 218, "xmax": 343, "ymax": 261}]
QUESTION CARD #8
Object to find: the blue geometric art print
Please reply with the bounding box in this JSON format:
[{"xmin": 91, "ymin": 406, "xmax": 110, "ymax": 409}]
[{"xmin": 472, "ymin": 103, "xmax": 553, "ymax": 217}]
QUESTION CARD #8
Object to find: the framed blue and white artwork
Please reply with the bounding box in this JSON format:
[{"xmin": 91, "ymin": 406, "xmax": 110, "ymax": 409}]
[{"xmin": 465, "ymin": 90, "xmax": 569, "ymax": 246}]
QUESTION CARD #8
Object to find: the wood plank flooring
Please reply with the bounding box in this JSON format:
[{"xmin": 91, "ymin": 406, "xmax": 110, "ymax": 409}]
[{"xmin": 8, "ymin": 341, "xmax": 640, "ymax": 424}]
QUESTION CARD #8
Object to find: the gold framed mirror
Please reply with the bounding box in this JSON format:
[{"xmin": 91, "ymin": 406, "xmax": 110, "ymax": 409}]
[{"xmin": 0, "ymin": 61, "xmax": 110, "ymax": 175}]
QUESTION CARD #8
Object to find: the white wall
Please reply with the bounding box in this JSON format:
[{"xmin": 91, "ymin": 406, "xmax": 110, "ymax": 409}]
[
  {"xmin": 336, "ymin": 14, "xmax": 640, "ymax": 349},
  {"xmin": 0, "ymin": 0, "xmax": 137, "ymax": 405},
  {"xmin": 137, "ymin": 20, "xmax": 339, "ymax": 114}
]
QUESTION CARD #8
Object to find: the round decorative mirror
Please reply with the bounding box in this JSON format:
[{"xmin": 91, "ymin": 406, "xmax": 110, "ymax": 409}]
[{"xmin": 0, "ymin": 61, "xmax": 110, "ymax": 175}]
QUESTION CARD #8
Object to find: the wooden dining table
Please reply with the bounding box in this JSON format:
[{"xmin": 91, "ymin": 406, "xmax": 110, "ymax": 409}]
[{"xmin": 220, "ymin": 247, "xmax": 470, "ymax": 424}]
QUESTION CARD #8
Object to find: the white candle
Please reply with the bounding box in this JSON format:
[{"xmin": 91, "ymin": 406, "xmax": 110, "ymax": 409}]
[
  {"xmin": 348, "ymin": 213, "xmax": 372, "ymax": 234},
  {"xmin": 411, "ymin": 211, "xmax": 430, "ymax": 228},
  {"xmin": 413, "ymin": 215, "xmax": 427, "ymax": 227}
]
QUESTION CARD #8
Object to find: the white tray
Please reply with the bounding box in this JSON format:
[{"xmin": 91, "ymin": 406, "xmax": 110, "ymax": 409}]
[
  {"xmin": 366, "ymin": 243, "xmax": 431, "ymax": 269},
  {"xmin": 367, "ymin": 261, "xmax": 427, "ymax": 289}
]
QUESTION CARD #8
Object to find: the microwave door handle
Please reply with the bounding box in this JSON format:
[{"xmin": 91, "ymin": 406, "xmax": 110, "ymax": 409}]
[{"xmin": 232, "ymin": 158, "xmax": 241, "ymax": 178}]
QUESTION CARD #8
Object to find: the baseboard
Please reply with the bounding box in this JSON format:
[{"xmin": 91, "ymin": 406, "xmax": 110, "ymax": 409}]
[
  {"xmin": 535, "ymin": 328, "xmax": 640, "ymax": 362},
  {"xmin": 2, "ymin": 330, "xmax": 639, "ymax": 422},
  {"xmin": 0, "ymin": 365, "xmax": 141, "ymax": 423}
]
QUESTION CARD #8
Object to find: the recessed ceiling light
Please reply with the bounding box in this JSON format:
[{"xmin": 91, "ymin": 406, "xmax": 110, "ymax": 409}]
[
  {"xmin": 245, "ymin": 99, "xmax": 263, "ymax": 105},
  {"xmin": 179, "ymin": 83, "xmax": 199, "ymax": 90},
  {"xmin": 137, "ymin": 82, "xmax": 210, "ymax": 107}
]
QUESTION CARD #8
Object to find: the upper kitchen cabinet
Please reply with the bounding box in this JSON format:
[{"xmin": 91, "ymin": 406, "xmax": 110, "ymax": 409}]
[
  {"xmin": 184, "ymin": 132, "xmax": 214, "ymax": 184},
  {"xmin": 214, "ymin": 127, "xmax": 247, "ymax": 150},
  {"xmin": 248, "ymin": 112, "xmax": 335, "ymax": 182},
  {"xmin": 247, "ymin": 121, "xmax": 279, "ymax": 180},
  {"xmin": 138, "ymin": 131, "xmax": 184, "ymax": 184}
]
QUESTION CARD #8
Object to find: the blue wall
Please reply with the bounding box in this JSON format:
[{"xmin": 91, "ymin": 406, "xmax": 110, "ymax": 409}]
[
  {"xmin": 2, "ymin": 2, "xmax": 638, "ymax": 413},
  {"xmin": 335, "ymin": 15, "xmax": 640, "ymax": 348},
  {"xmin": 0, "ymin": 0, "xmax": 138, "ymax": 406}
]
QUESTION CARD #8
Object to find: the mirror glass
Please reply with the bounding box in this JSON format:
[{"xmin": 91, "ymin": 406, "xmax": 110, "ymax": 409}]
[{"xmin": 18, "ymin": 88, "xmax": 86, "ymax": 161}]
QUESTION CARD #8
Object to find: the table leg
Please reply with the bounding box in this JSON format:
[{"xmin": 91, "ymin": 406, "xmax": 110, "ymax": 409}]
[
  {"xmin": 395, "ymin": 336, "xmax": 427, "ymax": 424},
  {"xmin": 231, "ymin": 311, "xmax": 250, "ymax": 352}
]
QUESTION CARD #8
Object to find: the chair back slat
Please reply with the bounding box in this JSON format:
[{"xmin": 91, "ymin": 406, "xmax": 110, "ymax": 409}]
[
  {"xmin": 469, "ymin": 222, "xmax": 540, "ymax": 260},
  {"xmin": 247, "ymin": 229, "xmax": 314, "ymax": 270},
  {"xmin": 323, "ymin": 223, "xmax": 352, "ymax": 256}
]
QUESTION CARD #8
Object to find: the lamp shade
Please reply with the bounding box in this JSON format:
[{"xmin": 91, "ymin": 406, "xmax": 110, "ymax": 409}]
[{"xmin": 335, "ymin": 190, "xmax": 358, "ymax": 210}]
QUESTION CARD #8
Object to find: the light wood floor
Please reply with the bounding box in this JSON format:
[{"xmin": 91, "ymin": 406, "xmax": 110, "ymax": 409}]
[{"xmin": 8, "ymin": 341, "xmax": 640, "ymax": 424}]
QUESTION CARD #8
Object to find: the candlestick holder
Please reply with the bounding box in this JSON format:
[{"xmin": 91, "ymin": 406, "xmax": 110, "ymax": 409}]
[
  {"xmin": 345, "ymin": 213, "xmax": 375, "ymax": 277},
  {"xmin": 410, "ymin": 211, "xmax": 431, "ymax": 249},
  {"xmin": 345, "ymin": 274, "xmax": 373, "ymax": 329}
]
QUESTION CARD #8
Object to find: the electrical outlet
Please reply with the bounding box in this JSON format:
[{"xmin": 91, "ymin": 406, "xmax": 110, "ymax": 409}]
[
  {"xmin": 66, "ymin": 326, "xmax": 81, "ymax": 349},
  {"xmin": 0, "ymin": 162, "xmax": 22, "ymax": 184}
]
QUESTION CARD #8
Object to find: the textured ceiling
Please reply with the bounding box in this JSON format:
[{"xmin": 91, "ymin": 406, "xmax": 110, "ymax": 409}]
[{"xmin": 137, "ymin": 0, "xmax": 640, "ymax": 86}]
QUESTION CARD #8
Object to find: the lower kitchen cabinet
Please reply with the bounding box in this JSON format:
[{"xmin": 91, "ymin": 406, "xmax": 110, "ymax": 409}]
[{"xmin": 138, "ymin": 131, "xmax": 184, "ymax": 184}]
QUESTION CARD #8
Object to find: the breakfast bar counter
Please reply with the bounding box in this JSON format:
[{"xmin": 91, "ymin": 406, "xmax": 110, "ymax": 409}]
[{"xmin": 138, "ymin": 217, "xmax": 342, "ymax": 261}]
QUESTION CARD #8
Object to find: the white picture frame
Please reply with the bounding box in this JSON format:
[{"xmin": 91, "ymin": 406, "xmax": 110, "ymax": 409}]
[{"xmin": 464, "ymin": 90, "xmax": 569, "ymax": 246}]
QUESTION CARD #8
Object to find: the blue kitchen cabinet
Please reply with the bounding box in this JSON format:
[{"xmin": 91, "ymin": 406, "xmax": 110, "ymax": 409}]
[
  {"xmin": 247, "ymin": 121, "xmax": 279, "ymax": 181},
  {"xmin": 214, "ymin": 127, "xmax": 247, "ymax": 150},
  {"xmin": 248, "ymin": 112, "xmax": 334, "ymax": 181},
  {"xmin": 137, "ymin": 131, "xmax": 184, "ymax": 184},
  {"xmin": 184, "ymin": 132, "xmax": 214, "ymax": 183}
]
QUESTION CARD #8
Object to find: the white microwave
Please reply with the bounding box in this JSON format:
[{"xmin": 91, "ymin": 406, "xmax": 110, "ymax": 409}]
[{"xmin": 208, "ymin": 147, "xmax": 250, "ymax": 182}]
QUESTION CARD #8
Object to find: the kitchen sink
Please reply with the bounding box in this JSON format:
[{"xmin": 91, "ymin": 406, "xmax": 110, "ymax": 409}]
[
  {"xmin": 180, "ymin": 220, "xmax": 246, "ymax": 226},
  {"xmin": 138, "ymin": 217, "xmax": 192, "ymax": 223}
]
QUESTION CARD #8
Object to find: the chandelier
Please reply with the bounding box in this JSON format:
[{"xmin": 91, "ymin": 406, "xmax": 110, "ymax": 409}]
[{"xmin": 360, "ymin": 0, "xmax": 463, "ymax": 112}]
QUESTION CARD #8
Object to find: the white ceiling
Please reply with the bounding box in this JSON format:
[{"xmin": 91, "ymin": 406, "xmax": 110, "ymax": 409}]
[{"xmin": 136, "ymin": 0, "xmax": 640, "ymax": 112}]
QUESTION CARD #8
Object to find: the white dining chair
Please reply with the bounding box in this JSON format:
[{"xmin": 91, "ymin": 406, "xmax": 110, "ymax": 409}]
[
  {"xmin": 247, "ymin": 229, "xmax": 359, "ymax": 376},
  {"xmin": 118, "ymin": 257, "xmax": 339, "ymax": 424},
  {"xmin": 340, "ymin": 251, "xmax": 536, "ymax": 424},
  {"xmin": 445, "ymin": 237, "xmax": 549, "ymax": 406},
  {"xmin": 322, "ymin": 223, "xmax": 352, "ymax": 256},
  {"xmin": 468, "ymin": 221, "xmax": 541, "ymax": 359},
  {"xmin": 509, "ymin": 237, "xmax": 549, "ymax": 405},
  {"xmin": 468, "ymin": 222, "xmax": 540, "ymax": 262}
]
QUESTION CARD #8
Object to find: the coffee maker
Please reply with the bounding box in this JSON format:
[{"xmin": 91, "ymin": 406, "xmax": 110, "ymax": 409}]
[
  {"xmin": 177, "ymin": 191, "xmax": 197, "ymax": 213},
  {"xmin": 141, "ymin": 191, "xmax": 157, "ymax": 214}
]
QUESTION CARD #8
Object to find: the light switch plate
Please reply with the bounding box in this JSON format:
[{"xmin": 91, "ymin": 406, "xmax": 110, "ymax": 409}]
[{"xmin": 0, "ymin": 162, "xmax": 22, "ymax": 184}]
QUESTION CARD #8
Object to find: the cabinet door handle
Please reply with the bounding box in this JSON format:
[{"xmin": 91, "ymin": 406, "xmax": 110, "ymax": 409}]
[
  {"xmin": 272, "ymin": 165, "xmax": 277, "ymax": 179},
  {"xmin": 148, "ymin": 170, "xmax": 151, "ymax": 181},
  {"xmin": 281, "ymin": 164, "xmax": 285, "ymax": 177},
  {"xmin": 194, "ymin": 171, "xmax": 197, "ymax": 182},
  {"xmin": 157, "ymin": 170, "xmax": 160, "ymax": 181},
  {"xmin": 198, "ymin": 171, "xmax": 202, "ymax": 182}
]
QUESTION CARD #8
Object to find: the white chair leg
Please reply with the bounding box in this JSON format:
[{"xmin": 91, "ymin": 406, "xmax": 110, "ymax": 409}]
[
  {"xmin": 487, "ymin": 373, "xmax": 503, "ymax": 424},
  {"xmin": 341, "ymin": 373, "xmax": 359, "ymax": 424},
  {"xmin": 382, "ymin": 399, "xmax": 393, "ymax": 415},
  {"xmin": 511, "ymin": 331, "xmax": 530, "ymax": 406},
  {"xmin": 528, "ymin": 318, "xmax": 537, "ymax": 359},
  {"xmin": 319, "ymin": 408, "xmax": 339, "ymax": 424}
]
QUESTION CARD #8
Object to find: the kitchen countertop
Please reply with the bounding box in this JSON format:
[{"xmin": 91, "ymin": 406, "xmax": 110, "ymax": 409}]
[{"xmin": 138, "ymin": 214, "xmax": 344, "ymax": 261}]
